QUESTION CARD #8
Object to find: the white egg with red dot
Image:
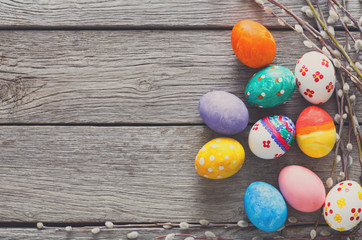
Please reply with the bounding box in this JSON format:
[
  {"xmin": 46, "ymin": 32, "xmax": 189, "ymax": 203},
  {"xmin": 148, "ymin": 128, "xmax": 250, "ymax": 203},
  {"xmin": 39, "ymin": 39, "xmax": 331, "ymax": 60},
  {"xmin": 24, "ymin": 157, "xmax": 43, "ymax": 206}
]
[
  {"xmin": 248, "ymin": 115, "xmax": 296, "ymax": 159},
  {"xmin": 295, "ymin": 51, "xmax": 336, "ymax": 105},
  {"xmin": 324, "ymin": 180, "xmax": 362, "ymax": 231}
]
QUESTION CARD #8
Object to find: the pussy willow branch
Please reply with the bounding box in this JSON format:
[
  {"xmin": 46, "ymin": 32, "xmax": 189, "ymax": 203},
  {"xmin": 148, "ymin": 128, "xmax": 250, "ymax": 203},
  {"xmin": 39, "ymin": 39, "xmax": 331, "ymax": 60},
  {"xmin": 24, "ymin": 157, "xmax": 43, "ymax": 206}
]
[
  {"xmin": 326, "ymin": 0, "xmax": 356, "ymax": 43},
  {"xmin": 261, "ymin": 0, "xmax": 362, "ymax": 180},
  {"xmin": 264, "ymin": 0, "xmax": 362, "ymax": 91},
  {"xmin": 310, "ymin": 1, "xmax": 361, "ymax": 169},
  {"xmin": 332, "ymin": 87, "xmax": 344, "ymax": 179},
  {"xmin": 39, "ymin": 221, "xmax": 323, "ymax": 231},
  {"xmin": 305, "ymin": 0, "xmax": 362, "ymax": 81},
  {"xmin": 344, "ymin": 89, "xmax": 362, "ymax": 180},
  {"xmin": 344, "ymin": 122, "xmax": 352, "ymax": 180},
  {"xmin": 151, "ymin": 233, "xmax": 362, "ymax": 240},
  {"xmin": 266, "ymin": 0, "xmax": 319, "ymax": 37},
  {"xmin": 152, "ymin": 233, "xmax": 225, "ymax": 240},
  {"xmin": 316, "ymin": 0, "xmax": 361, "ymax": 139},
  {"xmin": 321, "ymin": 0, "xmax": 362, "ymax": 180},
  {"xmin": 314, "ymin": 0, "xmax": 362, "ymax": 180},
  {"xmin": 330, "ymin": 0, "xmax": 362, "ymax": 33},
  {"xmin": 316, "ymin": 0, "xmax": 326, "ymax": 26},
  {"xmin": 38, "ymin": 222, "xmax": 362, "ymax": 240}
]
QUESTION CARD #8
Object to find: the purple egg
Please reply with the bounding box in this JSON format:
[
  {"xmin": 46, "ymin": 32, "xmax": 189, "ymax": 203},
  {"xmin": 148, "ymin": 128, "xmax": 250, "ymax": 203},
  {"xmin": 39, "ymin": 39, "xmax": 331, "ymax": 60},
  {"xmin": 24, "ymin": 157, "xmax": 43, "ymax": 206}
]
[{"xmin": 199, "ymin": 91, "xmax": 249, "ymax": 135}]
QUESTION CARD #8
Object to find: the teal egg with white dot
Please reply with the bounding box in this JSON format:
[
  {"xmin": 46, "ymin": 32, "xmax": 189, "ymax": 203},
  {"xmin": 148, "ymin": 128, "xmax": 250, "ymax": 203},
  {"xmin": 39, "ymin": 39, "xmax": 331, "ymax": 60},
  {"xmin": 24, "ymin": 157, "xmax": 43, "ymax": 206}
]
[{"xmin": 245, "ymin": 65, "xmax": 296, "ymax": 108}]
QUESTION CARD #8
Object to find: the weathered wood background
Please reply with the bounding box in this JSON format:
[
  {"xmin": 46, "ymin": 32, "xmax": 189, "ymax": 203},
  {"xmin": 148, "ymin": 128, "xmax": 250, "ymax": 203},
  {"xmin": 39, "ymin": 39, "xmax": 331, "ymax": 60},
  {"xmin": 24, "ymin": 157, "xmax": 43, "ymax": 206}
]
[{"xmin": 0, "ymin": 0, "xmax": 361, "ymax": 239}]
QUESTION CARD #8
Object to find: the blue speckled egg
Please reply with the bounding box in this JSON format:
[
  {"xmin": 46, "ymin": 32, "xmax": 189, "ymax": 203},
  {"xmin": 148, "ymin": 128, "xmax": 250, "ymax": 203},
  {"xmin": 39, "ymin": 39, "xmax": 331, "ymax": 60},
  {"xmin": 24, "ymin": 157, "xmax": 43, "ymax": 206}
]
[
  {"xmin": 199, "ymin": 91, "xmax": 249, "ymax": 135},
  {"xmin": 245, "ymin": 65, "xmax": 296, "ymax": 108},
  {"xmin": 244, "ymin": 181, "xmax": 287, "ymax": 232}
]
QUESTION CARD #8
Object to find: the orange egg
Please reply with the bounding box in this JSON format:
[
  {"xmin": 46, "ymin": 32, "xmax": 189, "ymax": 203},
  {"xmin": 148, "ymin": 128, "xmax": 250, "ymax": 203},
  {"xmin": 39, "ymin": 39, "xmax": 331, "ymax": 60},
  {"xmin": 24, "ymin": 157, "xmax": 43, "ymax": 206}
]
[{"xmin": 231, "ymin": 20, "xmax": 276, "ymax": 68}]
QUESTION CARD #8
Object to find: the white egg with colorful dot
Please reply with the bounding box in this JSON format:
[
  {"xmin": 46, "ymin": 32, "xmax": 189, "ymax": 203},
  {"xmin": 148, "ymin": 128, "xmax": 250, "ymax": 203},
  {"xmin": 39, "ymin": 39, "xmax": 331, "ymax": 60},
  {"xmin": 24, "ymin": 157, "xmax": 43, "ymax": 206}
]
[
  {"xmin": 324, "ymin": 180, "xmax": 362, "ymax": 231},
  {"xmin": 295, "ymin": 51, "xmax": 336, "ymax": 105},
  {"xmin": 248, "ymin": 115, "xmax": 295, "ymax": 159}
]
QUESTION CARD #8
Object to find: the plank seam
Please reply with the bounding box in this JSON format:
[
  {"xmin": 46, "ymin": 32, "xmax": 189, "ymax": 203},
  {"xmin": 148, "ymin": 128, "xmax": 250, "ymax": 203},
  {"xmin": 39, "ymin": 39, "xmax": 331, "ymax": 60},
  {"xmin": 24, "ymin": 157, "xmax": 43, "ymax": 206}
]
[
  {"xmin": 0, "ymin": 26, "xmax": 358, "ymax": 32},
  {"xmin": 0, "ymin": 123, "xmax": 354, "ymax": 127}
]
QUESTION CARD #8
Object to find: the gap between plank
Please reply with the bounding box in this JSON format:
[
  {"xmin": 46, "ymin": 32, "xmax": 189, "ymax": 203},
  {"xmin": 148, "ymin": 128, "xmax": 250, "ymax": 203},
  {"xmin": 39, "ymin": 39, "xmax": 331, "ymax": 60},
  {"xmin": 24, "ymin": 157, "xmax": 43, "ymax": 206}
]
[
  {"xmin": 0, "ymin": 222, "xmax": 165, "ymax": 229},
  {"xmin": 0, "ymin": 123, "xmax": 206, "ymax": 127},
  {"xmin": 0, "ymin": 25, "xmax": 357, "ymax": 32},
  {"xmin": 0, "ymin": 122, "xmax": 354, "ymax": 128},
  {"xmin": 0, "ymin": 122, "xmax": 353, "ymax": 127}
]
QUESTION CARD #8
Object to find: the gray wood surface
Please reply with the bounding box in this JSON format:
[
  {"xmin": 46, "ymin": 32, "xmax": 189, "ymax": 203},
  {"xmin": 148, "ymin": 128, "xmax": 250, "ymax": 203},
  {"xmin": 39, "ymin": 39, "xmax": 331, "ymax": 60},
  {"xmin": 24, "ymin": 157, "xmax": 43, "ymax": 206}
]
[
  {"xmin": 0, "ymin": 226, "xmax": 354, "ymax": 240},
  {"xmin": 0, "ymin": 30, "xmax": 360, "ymax": 124},
  {"xmin": 0, "ymin": 0, "xmax": 361, "ymax": 28},
  {"xmin": 0, "ymin": 125, "xmax": 359, "ymax": 223},
  {"xmin": 1, "ymin": 0, "xmax": 361, "ymax": 239}
]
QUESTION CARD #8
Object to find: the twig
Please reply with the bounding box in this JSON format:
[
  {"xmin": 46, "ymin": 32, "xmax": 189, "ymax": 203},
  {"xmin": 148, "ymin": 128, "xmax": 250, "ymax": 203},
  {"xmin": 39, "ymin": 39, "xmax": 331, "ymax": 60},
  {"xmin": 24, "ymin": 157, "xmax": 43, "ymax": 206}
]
[
  {"xmin": 330, "ymin": 0, "xmax": 362, "ymax": 33},
  {"xmin": 264, "ymin": 0, "xmax": 362, "ymax": 92},
  {"xmin": 305, "ymin": 0, "xmax": 362, "ymax": 82},
  {"xmin": 327, "ymin": 0, "xmax": 356, "ymax": 43}
]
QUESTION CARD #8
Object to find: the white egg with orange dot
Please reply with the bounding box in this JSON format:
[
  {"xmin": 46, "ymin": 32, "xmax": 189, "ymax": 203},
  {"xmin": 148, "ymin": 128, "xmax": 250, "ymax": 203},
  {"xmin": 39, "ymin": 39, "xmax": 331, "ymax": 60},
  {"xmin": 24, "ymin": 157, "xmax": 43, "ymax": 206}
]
[{"xmin": 194, "ymin": 137, "xmax": 245, "ymax": 179}]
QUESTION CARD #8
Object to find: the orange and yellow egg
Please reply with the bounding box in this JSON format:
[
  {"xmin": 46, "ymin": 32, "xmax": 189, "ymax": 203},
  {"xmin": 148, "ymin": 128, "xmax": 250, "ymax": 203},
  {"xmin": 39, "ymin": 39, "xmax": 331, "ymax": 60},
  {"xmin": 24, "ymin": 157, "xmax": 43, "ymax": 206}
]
[
  {"xmin": 195, "ymin": 137, "xmax": 245, "ymax": 179},
  {"xmin": 296, "ymin": 106, "xmax": 336, "ymax": 158}
]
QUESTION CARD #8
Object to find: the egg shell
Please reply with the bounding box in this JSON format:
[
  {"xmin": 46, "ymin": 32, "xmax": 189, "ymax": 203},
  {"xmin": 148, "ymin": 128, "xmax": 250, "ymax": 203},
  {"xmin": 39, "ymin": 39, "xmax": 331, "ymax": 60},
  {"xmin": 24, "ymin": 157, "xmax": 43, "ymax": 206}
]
[
  {"xmin": 231, "ymin": 20, "xmax": 276, "ymax": 68},
  {"xmin": 199, "ymin": 91, "xmax": 249, "ymax": 135},
  {"xmin": 324, "ymin": 180, "xmax": 362, "ymax": 231},
  {"xmin": 195, "ymin": 137, "xmax": 245, "ymax": 179},
  {"xmin": 295, "ymin": 51, "xmax": 336, "ymax": 104},
  {"xmin": 244, "ymin": 181, "xmax": 287, "ymax": 232},
  {"xmin": 248, "ymin": 115, "xmax": 295, "ymax": 159},
  {"xmin": 296, "ymin": 106, "xmax": 336, "ymax": 158},
  {"xmin": 279, "ymin": 165, "xmax": 326, "ymax": 212},
  {"xmin": 245, "ymin": 65, "xmax": 296, "ymax": 108}
]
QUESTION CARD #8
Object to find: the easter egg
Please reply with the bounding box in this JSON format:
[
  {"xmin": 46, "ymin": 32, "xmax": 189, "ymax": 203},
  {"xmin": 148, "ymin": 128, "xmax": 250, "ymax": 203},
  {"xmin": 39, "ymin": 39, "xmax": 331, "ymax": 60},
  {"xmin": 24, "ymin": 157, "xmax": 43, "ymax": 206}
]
[
  {"xmin": 245, "ymin": 65, "xmax": 296, "ymax": 108},
  {"xmin": 296, "ymin": 106, "xmax": 336, "ymax": 158},
  {"xmin": 279, "ymin": 165, "xmax": 326, "ymax": 212},
  {"xmin": 248, "ymin": 115, "xmax": 295, "ymax": 159},
  {"xmin": 244, "ymin": 181, "xmax": 287, "ymax": 232},
  {"xmin": 295, "ymin": 51, "xmax": 336, "ymax": 104},
  {"xmin": 324, "ymin": 180, "xmax": 362, "ymax": 231},
  {"xmin": 199, "ymin": 91, "xmax": 249, "ymax": 135},
  {"xmin": 195, "ymin": 137, "xmax": 245, "ymax": 179},
  {"xmin": 231, "ymin": 20, "xmax": 276, "ymax": 68}
]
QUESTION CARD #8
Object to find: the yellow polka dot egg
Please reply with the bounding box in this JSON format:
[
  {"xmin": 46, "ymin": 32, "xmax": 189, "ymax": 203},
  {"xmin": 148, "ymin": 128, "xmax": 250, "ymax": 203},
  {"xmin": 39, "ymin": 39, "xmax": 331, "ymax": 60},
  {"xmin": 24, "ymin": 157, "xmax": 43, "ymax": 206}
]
[{"xmin": 195, "ymin": 137, "xmax": 245, "ymax": 179}]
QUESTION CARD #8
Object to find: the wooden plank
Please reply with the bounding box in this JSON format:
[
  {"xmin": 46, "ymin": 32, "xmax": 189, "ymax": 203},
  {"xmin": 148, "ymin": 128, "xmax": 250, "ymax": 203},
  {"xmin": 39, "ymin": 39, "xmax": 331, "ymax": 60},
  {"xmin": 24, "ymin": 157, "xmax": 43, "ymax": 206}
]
[
  {"xmin": 0, "ymin": 1, "xmax": 361, "ymax": 28},
  {"xmin": 0, "ymin": 226, "xmax": 353, "ymax": 240},
  {"xmin": 0, "ymin": 125, "xmax": 359, "ymax": 223},
  {"xmin": 0, "ymin": 30, "xmax": 360, "ymax": 124}
]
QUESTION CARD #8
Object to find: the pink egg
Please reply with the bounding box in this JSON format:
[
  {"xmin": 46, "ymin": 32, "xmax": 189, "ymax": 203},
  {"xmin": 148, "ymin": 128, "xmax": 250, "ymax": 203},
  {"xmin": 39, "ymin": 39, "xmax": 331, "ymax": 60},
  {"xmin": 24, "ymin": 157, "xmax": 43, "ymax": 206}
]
[{"xmin": 279, "ymin": 165, "xmax": 326, "ymax": 212}]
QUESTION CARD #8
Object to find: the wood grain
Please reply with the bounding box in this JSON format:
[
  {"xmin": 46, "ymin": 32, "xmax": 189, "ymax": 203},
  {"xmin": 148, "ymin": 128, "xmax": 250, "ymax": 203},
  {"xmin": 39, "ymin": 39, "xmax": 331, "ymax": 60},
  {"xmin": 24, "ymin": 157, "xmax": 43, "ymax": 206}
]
[
  {"xmin": 0, "ymin": 0, "xmax": 361, "ymax": 28},
  {"xmin": 1, "ymin": 1, "xmax": 361, "ymax": 238},
  {"xmin": 0, "ymin": 30, "xmax": 359, "ymax": 124},
  {"xmin": 0, "ymin": 226, "xmax": 352, "ymax": 240},
  {"xmin": 0, "ymin": 125, "xmax": 359, "ymax": 223}
]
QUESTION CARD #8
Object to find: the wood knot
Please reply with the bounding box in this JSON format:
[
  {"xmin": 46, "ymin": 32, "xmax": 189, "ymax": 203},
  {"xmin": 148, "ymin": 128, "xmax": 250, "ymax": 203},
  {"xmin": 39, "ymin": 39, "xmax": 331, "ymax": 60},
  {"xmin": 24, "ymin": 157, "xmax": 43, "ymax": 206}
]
[
  {"xmin": 0, "ymin": 76, "xmax": 28, "ymax": 103},
  {"xmin": 138, "ymin": 79, "xmax": 153, "ymax": 92}
]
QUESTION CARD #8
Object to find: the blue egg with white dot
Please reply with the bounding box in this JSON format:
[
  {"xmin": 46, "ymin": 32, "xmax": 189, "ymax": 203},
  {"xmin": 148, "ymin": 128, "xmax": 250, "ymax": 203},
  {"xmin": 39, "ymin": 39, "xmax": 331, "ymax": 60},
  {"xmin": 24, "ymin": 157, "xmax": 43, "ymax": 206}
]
[{"xmin": 244, "ymin": 181, "xmax": 287, "ymax": 232}]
